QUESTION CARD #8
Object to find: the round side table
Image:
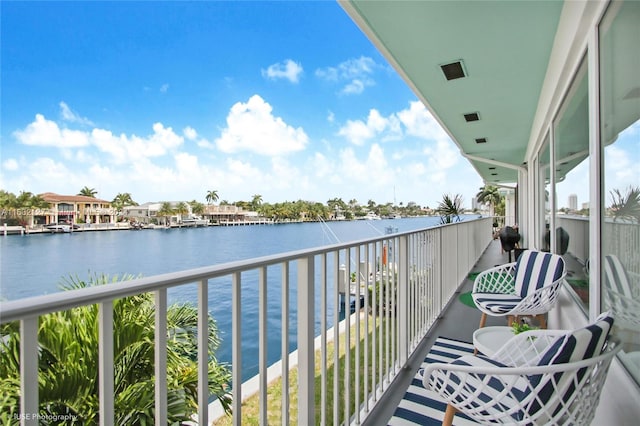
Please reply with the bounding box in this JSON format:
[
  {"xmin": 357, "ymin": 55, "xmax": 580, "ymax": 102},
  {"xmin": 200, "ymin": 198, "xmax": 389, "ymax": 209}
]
[{"xmin": 473, "ymin": 326, "xmax": 514, "ymax": 356}]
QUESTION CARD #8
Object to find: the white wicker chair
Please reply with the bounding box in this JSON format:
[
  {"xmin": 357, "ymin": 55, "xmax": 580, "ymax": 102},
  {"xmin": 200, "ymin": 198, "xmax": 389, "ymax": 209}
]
[
  {"xmin": 422, "ymin": 314, "xmax": 619, "ymax": 425},
  {"xmin": 472, "ymin": 250, "xmax": 566, "ymax": 328}
]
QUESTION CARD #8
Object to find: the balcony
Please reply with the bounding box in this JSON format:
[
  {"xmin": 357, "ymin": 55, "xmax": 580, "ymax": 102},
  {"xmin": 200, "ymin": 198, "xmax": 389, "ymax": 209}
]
[{"xmin": 0, "ymin": 217, "xmax": 628, "ymax": 424}]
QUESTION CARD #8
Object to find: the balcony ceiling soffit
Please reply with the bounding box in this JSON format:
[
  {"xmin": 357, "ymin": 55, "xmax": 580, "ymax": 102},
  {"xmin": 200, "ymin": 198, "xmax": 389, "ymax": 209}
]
[{"xmin": 341, "ymin": 0, "xmax": 564, "ymax": 184}]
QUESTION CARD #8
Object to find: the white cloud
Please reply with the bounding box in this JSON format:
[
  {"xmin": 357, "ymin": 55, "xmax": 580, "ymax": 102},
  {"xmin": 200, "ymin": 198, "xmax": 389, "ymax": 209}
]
[
  {"xmin": 2, "ymin": 158, "xmax": 19, "ymax": 171},
  {"xmin": 14, "ymin": 114, "xmax": 90, "ymax": 148},
  {"xmin": 343, "ymin": 100, "xmax": 449, "ymax": 144},
  {"xmin": 28, "ymin": 157, "xmax": 74, "ymax": 182},
  {"xmin": 160, "ymin": 83, "xmax": 169, "ymax": 93},
  {"xmin": 262, "ymin": 59, "xmax": 303, "ymax": 83},
  {"xmin": 5, "ymin": 95, "xmax": 481, "ymax": 207},
  {"xmin": 59, "ymin": 102, "xmax": 94, "ymax": 126},
  {"xmin": 215, "ymin": 95, "xmax": 308, "ymax": 156},
  {"xmin": 183, "ymin": 126, "xmax": 198, "ymax": 140},
  {"xmin": 397, "ymin": 101, "xmax": 450, "ymax": 141},
  {"xmin": 338, "ymin": 108, "xmax": 400, "ymax": 146},
  {"xmin": 338, "ymin": 119, "xmax": 374, "ymax": 146},
  {"xmin": 316, "ymin": 56, "xmax": 376, "ymax": 95},
  {"xmin": 183, "ymin": 126, "xmax": 215, "ymax": 149},
  {"xmin": 327, "ymin": 111, "xmax": 335, "ymax": 123},
  {"xmin": 91, "ymin": 123, "xmax": 184, "ymax": 164},
  {"xmin": 338, "ymin": 144, "xmax": 392, "ymax": 188}
]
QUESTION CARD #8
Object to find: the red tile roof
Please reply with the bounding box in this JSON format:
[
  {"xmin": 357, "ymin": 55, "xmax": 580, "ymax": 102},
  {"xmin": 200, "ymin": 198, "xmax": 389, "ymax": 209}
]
[{"xmin": 39, "ymin": 192, "xmax": 111, "ymax": 204}]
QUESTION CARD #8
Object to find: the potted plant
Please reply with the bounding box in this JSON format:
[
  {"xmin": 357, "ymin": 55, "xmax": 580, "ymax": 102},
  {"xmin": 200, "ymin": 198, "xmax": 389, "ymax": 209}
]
[{"xmin": 511, "ymin": 318, "xmax": 538, "ymax": 335}]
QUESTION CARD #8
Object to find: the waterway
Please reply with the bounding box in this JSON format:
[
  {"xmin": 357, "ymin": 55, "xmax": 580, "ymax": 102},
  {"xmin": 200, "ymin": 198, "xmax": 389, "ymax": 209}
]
[{"xmin": 1, "ymin": 216, "xmax": 454, "ymax": 381}]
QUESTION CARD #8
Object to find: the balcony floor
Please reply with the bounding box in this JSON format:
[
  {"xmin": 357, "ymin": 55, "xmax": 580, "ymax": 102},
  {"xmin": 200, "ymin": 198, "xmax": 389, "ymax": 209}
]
[{"xmin": 363, "ymin": 238, "xmax": 513, "ymax": 426}]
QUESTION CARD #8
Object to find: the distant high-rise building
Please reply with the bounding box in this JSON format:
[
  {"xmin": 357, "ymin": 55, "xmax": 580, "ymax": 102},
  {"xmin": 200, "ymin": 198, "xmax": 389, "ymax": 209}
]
[{"xmin": 568, "ymin": 194, "xmax": 578, "ymax": 211}]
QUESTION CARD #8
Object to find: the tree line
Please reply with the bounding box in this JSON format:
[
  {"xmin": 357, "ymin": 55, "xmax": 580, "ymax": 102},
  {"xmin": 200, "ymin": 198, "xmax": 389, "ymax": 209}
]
[{"xmin": 2, "ymin": 184, "xmax": 537, "ymax": 226}]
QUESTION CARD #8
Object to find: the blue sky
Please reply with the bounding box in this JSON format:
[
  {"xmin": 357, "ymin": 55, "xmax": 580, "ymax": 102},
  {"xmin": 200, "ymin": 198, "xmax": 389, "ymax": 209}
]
[{"xmin": 7, "ymin": 2, "xmax": 636, "ymax": 211}]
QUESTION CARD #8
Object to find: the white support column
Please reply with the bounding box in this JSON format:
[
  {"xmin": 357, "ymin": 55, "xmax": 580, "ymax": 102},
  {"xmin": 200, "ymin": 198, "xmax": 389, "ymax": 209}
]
[
  {"xmin": 20, "ymin": 317, "xmax": 38, "ymax": 426},
  {"xmin": 297, "ymin": 255, "xmax": 315, "ymax": 425},
  {"xmin": 587, "ymin": 24, "xmax": 602, "ymax": 320},
  {"xmin": 518, "ymin": 168, "xmax": 529, "ymax": 246},
  {"xmin": 198, "ymin": 280, "xmax": 209, "ymax": 426},
  {"xmin": 155, "ymin": 289, "xmax": 168, "ymax": 424},
  {"xmin": 99, "ymin": 301, "xmax": 114, "ymax": 426}
]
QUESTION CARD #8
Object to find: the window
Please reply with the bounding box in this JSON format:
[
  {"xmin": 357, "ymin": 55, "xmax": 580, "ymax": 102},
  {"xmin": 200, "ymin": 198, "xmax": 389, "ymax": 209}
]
[
  {"xmin": 599, "ymin": 0, "xmax": 640, "ymax": 385},
  {"xmin": 552, "ymin": 57, "xmax": 589, "ymax": 308}
]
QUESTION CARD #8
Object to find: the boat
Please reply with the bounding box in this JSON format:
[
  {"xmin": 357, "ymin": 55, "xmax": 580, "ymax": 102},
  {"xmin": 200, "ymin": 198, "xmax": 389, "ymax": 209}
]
[
  {"xmin": 361, "ymin": 212, "xmax": 381, "ymax": 220},
  {"xmin": 181, "ymin": 216, "xmax": 209, "ymax": 227},
  {"xmin": 47, "ymin": 224, "xmax": 71, "ymax": 233}
]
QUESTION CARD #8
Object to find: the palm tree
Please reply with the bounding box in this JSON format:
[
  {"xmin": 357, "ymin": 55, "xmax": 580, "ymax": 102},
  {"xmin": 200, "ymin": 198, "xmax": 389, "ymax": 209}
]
[
  {"xmin": 174, "ymin": 201, "xmax": 189, "ymax": 220},
  {"xmin": 111, "ymin": 193, "xmax": 137, "ymax": 216},
  {"xmin": 189, "ymin": 200, "xmax": 205, "ymax": 216},
  {"xmin": 437, "ymin": 193, "xmax": 464, "ymax": 224},
  {"xmin": 157, "ymin": 202, "xmax": 174, "ymax": 226},
  {"xmin": 205, "ymin": 190, "xmax": 219, "ymax": 205},
  {"xmin": 476, "ymin": 185, "xmax": 503, "ymax": 217},
  {"xmin": 0, "ymin": 190, "xmax": 17, "ymax": 209},
  {"xmin": 0, "ymin": 273, "xmax": 231, "ymax": 424},
  {"xmin": 78, "ymin": 186, "xmax": 98, "ymax": 198},
  {"xmin": 610, "ymin": 186, "xmax": 640, "ymax": 223},
  {"xmin": 250, "ymin": 194, "xmax": 263, "ymax": 211}
]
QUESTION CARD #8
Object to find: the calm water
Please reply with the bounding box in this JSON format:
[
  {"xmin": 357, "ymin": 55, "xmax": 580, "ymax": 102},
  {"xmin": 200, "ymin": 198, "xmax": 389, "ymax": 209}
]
[{"xmin": 1, "ymin": 216, "xmax": 448, "ymax": 380}]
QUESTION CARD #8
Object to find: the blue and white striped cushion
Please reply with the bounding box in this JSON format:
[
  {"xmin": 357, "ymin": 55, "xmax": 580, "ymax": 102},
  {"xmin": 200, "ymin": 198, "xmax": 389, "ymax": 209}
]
[
  {"xmin": 604, "ymin": 255, "xmax": 632, "ymax": 297},
  {"xmin": 514, "ymin": 250, "xmax": 565, "ymax": 298},
  {"xmin": 528, "ymin": 313, "xmax": 614, "ymax": 416},
  {"xmin": 446, "ymin": 355, "xmax": 528, "ymax": 421},
  {"xmin": 537, "ymin": 312, "xmax": 613, "ymax": 366},
  {"xmin": 473, "ymin": 293, "xmax": 522, "ymax": 313}
]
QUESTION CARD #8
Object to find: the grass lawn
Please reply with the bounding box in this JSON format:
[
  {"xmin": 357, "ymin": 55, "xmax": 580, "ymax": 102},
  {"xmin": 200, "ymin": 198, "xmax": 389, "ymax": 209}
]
[{"xmin": 213, "ymin": 311, "xmax": 395, "ymax": 425}]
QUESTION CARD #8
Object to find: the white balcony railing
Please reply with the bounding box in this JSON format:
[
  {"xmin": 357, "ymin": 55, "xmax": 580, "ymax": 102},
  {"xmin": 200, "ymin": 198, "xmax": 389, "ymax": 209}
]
[{"xmin": 0, "ymin": 217, "xmax": 493, "ymax": 425}]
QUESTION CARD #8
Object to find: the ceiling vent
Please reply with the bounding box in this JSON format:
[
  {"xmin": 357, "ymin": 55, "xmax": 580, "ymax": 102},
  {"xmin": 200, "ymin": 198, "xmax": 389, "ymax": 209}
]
[
  {"xmin": 464, "ymin": 112, "xmax": 480, "ymax": 122},
  {"xmin": 475, "ymin": 137, "xmax": 487, "ymax": 144},
  {"xmin": 440, "ymin": 60, "xmax": 466, "ymax": 80}
]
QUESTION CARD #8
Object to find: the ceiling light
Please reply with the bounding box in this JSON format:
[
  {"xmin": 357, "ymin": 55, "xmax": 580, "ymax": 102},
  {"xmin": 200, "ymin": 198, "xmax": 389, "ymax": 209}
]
[
  {"xmin": 475, "ymin": 137, "xmax": 487, "ymax": 144},
  {"xmin": 464, "ymin": 112, "xmax": 480, "ymax": 122},
  {"xmin": 440, "ymin": 60, "xmax": 466, "ymax": 80}
]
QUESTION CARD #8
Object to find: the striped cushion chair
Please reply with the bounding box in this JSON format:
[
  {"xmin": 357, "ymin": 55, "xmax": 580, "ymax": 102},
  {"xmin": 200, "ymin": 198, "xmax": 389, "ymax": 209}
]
[
  {"xmin": 472, "ymin": 250, "xmax": 566, "ymax": 328},
  {"xmin": 423, "ymin": 313, "xmax": 619, "ymax": 425}
]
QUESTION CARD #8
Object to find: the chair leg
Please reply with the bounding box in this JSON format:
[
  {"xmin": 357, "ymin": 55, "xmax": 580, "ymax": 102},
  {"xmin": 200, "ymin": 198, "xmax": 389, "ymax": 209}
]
[
  {"xmin": 537, "ymin": 314, "xmax": 547, "ymax": 329},
  {"xmin": 442, "ymin": 403, "xmax": 457, "ymax": 426},
  {"xmin": 479, "ymin": 312, "xmax": 487, "ymax": 329}
]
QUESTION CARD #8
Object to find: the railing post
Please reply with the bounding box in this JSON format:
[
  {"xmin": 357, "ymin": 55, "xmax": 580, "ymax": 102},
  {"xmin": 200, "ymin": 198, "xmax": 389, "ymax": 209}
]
[
  {"xmin": 281, "ymin": 262, "xmax": 290, "ymax": 425},
  {"xmin": 198, "ymin": 280, "xmax": 209, "ymax": 426},
  {"xmin": 397, "ymin": 235, "xmax": 409, "ymax": 365},
  {"xmin": 99, "ymin": 301, "xmax": 114, "ymax": 426},
  {"xmin": 154, "ymin": 289, "xmax": 168, "ymax": 424},
  {"xmin": 232, "ymin": 272, "xmax": 242, "ymax": 426},
  {"xmin": 297, "ymin": 255, "xmax": 315, "ymax": 425},
  {"xmin": 20, "ymin": 317, "xmax": 38, "ymax": 426},
  {"xmin": 259, "ymin": 267, "xmax": 267, "ymax": 426}
]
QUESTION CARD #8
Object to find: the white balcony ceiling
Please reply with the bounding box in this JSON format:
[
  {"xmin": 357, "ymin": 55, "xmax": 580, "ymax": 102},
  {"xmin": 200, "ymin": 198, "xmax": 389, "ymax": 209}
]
[{"xmin": 340, "ymin": 0, "xmax": 564, "ymax": 184}]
